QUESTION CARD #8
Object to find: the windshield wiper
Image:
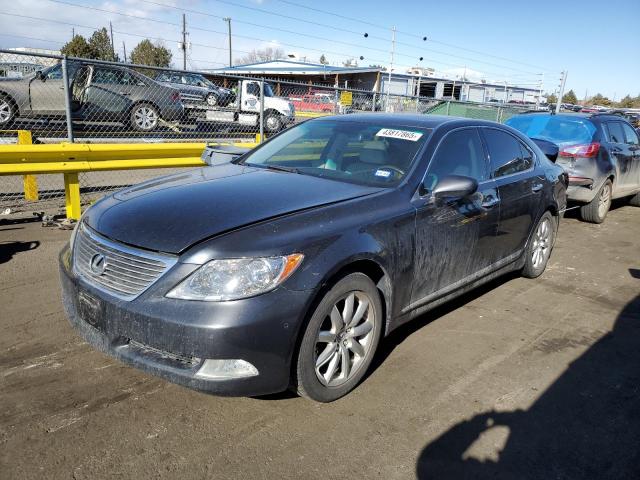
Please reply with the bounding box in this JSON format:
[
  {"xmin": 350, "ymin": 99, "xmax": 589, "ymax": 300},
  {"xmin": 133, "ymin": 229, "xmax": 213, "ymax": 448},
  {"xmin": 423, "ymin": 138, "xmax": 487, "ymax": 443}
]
[{"xmin": 247, "ymin": 163, "xmax": 300, "ymax": 174}]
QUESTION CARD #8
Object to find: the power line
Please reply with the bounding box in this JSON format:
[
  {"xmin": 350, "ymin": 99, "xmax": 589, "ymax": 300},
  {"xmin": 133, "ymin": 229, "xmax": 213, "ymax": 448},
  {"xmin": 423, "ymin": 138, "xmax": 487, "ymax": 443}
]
[{"xmin": 274, "ymin": 0, "xmax": 553, "ymax": 72}]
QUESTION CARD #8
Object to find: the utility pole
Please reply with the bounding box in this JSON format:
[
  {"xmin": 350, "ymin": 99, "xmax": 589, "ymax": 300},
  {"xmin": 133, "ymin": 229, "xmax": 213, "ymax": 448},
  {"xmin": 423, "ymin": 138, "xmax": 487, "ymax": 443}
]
[
  {"xmin": 537, "ymin": 73, "xmax": 544, "ymax": 109},
  {"xmin": 223, "ymin": 17, "xmax": 232, "ymax": 67},
  {"xmin": 181, "ymin": 13, "xmax": 187, "ymax": 70},
  {"xmin": 72, "ymin": 28, "xmax": 75, "ymax": 39},
  {"xmin": 122, "ymin": 41, "xmax": 127, "ymax": 63},
  {"xmin": 109, "ymin": 21, "xmax": 115, "ymax": 61},
  {"xmin": 386, "ymin": 26, "xmax": 396, "ymax": 112},
  {"xmin": 555, "ymin": 70, "xmax": 567, "ymax": 114}
]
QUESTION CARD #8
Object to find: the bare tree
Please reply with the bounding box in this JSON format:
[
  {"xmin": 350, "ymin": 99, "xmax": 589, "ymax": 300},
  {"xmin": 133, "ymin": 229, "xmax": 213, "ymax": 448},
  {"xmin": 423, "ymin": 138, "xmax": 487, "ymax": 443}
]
[{"xmin": 235, "ymin": 47, "xmax": 285, "ymax": 65}]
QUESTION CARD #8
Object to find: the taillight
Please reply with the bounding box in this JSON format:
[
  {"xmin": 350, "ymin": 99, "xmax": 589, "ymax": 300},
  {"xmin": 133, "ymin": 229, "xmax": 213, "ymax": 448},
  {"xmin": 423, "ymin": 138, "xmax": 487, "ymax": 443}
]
[
  {"xmin": 560, "ymin": 142, "xmax": 600, "ymax": 158},
  {"xmin": 171, "ymin": 91, "xmax": 180, "ymax": 102}
]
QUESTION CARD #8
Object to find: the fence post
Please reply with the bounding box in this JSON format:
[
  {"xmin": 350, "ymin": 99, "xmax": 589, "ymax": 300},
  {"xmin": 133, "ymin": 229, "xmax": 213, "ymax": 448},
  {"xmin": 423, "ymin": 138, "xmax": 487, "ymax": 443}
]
[
  {"xmin": 446, "ymin": 101, "xmax": 451, "ymax": 116},
  {"xmin": 18, "ymin": 130, "xmax": 38, "ymax": 201},
  {"xmin": 259, "ymin": 80, "xmax": 264, "ymax": 144},
  {"xmin": 371, "ymin": 92, "xmax": 377, "ymax": 112},
  {"xmin": 61, "ymin": 56, "xmax": 74, "ymax": 143},
  {"xmin": 64, "ymin": 172, "xmax": 81, "ymax": 220},
  {"xmin": 497, "ymin": 107, "xmax": 503, "ymax": 123}
]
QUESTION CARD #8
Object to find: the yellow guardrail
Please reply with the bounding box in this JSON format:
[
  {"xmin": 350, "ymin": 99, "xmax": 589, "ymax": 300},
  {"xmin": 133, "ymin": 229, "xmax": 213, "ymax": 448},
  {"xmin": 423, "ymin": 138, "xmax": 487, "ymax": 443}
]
[{"xmin": 0, "ymin": 131, "xmax": 259, "ymax": 220}]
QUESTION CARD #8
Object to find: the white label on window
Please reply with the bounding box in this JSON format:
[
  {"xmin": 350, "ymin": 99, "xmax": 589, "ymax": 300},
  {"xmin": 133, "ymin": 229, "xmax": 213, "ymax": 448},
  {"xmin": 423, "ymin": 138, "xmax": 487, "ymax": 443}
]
[
  {"xmin": 376, "ymin": 128, "xmax": 423, "ymax": 141},
  {"xmin": 374, "ymin": 169, "xmax": 392, "ymax": 178}
]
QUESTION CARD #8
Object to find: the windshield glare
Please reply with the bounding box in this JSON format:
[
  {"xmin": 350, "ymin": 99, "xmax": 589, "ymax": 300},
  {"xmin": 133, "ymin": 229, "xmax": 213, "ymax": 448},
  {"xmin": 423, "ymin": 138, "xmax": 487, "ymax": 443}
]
[
  {"xmin": 506, "ymin": 115, "xmax": 596, "ymax": 145},
  {"xmin": 241, "ymin": 120, "xmax": 431, "ymax": 187}
]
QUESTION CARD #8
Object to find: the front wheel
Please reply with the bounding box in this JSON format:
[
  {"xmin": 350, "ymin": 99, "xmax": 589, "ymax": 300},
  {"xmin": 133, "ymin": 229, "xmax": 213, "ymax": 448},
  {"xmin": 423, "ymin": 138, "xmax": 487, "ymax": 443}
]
[
  {"xmin": 206, "ymin": 93, "xmax": 218, "ymax": 107},
  {"xmin": 294, "ymin": 273, "xmax": 383, "ymax": 402},
  {"xmin": 130, "ymin": 103, "xmax": 159, "ymax": 131},
  {"xmin": 522, "ymin": 211, "xmax": 557, "ymax": 279},
  {"xmin": 580, "ymin": 179, "xmax": 612, "ymax": 223},
  {"xmin": 264, "ymin": 113, "xmax": 282, "ymax": 133},
  {"xmin": 0, "ymin": 96, "xmax": 16, "ymax": 127}
]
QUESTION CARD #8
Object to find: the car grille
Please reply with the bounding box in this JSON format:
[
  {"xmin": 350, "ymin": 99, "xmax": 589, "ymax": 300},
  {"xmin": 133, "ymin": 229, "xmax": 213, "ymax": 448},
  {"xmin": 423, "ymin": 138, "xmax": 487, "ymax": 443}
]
[{"xmin": 73, "ymin": 223, "xmax": 177, "ymax": 300}]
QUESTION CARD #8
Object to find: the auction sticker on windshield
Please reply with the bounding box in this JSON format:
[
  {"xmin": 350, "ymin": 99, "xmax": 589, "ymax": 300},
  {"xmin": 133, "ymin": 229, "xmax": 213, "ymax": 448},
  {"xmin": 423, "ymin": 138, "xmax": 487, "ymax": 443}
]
[{"xmin": 376, "ymin": 128, "xmax": 423, "ymax": 141}]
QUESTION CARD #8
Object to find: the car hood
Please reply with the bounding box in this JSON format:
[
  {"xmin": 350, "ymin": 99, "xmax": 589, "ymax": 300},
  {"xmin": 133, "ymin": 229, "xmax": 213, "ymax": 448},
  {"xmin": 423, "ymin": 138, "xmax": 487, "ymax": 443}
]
[{"xmin": 84, "ymin": 163, "xmax": 383, "ymax": 254}]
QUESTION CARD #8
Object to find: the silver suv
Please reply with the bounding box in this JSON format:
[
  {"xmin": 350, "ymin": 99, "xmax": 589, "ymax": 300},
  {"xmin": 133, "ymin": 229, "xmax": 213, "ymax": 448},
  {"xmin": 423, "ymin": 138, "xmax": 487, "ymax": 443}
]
[{"xmin": 0, "ymin": 62, "xmax": 184, "ymax": 131}]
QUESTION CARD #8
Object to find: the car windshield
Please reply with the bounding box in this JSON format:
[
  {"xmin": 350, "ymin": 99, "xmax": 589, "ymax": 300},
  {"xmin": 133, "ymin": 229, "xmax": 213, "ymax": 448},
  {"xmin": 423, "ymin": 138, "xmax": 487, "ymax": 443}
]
[
  {"xmin": 506, "ymin": 115, "xmax": 596, "ymax": 145},
  {"xmin": 240, "ymin": 120, "xmax": 431, "ymax": 187}
]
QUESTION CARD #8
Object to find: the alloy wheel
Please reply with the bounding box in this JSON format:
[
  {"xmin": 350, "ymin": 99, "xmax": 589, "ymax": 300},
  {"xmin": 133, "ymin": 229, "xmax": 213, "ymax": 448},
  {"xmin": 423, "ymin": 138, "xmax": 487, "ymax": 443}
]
[
  {"xmin": 206, "ymin": 94, "xmax": 218, "ymax": 106},
  {"xmin": 314, "ymin": 291, "xmax": 375, "ymax": 387},
  {"xmin": 531, "ymin": 217, "xmax": 552, "ymax": 269},
  {"xmin": 0, "ymin": 100, "xmax": 12, "ymax": 124},
  {"xmin": 134, "ymin": 106, "xmax": 158, "ymax": 130},
  {"xmin": 598, "ymin": 183, "xmax": 612, "ymax": 218}
]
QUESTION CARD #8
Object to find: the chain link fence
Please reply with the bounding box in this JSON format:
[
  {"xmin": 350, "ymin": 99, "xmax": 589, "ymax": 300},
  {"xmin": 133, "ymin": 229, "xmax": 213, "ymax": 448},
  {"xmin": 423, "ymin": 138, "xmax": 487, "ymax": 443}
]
[{"xmin": 1, "ymin": 49, "xmax": 535, "ymax": 217}]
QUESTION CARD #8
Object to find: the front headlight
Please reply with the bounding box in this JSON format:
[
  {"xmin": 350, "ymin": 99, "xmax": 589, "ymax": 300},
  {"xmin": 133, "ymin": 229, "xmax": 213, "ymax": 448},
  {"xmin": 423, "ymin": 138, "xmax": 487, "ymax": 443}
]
[{"xmin": 166, "ymin": 254, "xmax": 304, "ymax": 301}]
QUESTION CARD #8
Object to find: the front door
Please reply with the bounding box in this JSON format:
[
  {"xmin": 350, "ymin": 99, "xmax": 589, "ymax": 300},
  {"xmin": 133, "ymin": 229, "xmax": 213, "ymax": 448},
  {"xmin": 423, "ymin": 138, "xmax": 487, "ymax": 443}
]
[
  {"xmin": 410, "ymin": 127, "xmax": 500, "ymax": 307},
  {"xmin": 29, "ymin": 64, "xmax": 67, "ymax": 114},
  {"xmin": 481, "ymin": 127, "xmax": 538, "ymax": 257},
  {"xmin": 620, "ymin": 122, "xmax": 640, "ymax": 192}
]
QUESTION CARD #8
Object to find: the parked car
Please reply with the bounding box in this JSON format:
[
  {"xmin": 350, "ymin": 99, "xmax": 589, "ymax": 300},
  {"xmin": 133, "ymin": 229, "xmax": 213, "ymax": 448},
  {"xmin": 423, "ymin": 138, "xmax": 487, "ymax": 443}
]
[
  {"xmin": 506, "ymin": 112, "xmax": 640, "ymax": 222},
  {"xmin": 155, "ymin": 72, "xmax": 236, "ymax": 109},
  {"xmin": 0, "ymin": 62, "xmax": 183, "ymax": 131},
  {"xmin": 290, "ymin": 94, "xmax": 336, "ymax": 113},
  {"xmin": 60, "ymin": 114, "xmax": 567, "ymax": 402}
]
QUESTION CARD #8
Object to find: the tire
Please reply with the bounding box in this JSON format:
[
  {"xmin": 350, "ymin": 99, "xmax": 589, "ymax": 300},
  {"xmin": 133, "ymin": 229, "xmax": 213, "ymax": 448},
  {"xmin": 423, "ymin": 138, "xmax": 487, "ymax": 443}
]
[
  {"xmin": 294, "ymin": 273, "xmax": 383, "ymax": 402},
  {"xmin": 522, "ymin": 211, "xmax": 557, "ymax": 279},
  {"xmin": 206, "ymin": 93, "xmax": 218, "ymax": 107},
  {"xmin": 264, "ymin": 113, "xmax": 282, "ymax": 133},
  {"xmin": 580, "ymin": 179, "xmax": 612, "ymax": 223},
  {"xmin": 130, "ymin": 103, "xmax": 160, "ymax": 132},
  {"xmin": 0, "ymin": 95, "xmax": 16, "ymax": 128},
  {"xmin": 629, "ymin": 192, "xmax": 640, "ymax": 207}
]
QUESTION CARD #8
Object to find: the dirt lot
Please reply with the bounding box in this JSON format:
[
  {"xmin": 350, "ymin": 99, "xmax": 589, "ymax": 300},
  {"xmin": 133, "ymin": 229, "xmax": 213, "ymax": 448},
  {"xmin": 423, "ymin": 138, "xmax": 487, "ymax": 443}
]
[{"xmin": 1, "ymin": 204, "xmax": 639, "ymax": 479}]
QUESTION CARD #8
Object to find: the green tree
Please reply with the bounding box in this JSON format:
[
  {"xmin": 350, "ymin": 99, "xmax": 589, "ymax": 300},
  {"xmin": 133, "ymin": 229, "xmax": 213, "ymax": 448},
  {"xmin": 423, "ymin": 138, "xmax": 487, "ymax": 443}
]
[
  {"xmin": 319, "ymin": 54, "xmax": 328, "ymax": 65},
  {"xmin": 616, "ymin": 95, "xmax": 640, "ymax": 108},
  {"xmin": 562, "ymin": 89, "xmax": 578, "ymax": 104},
  {"xmin": 89, "ymin": 27, "xmax": 116, "ymax": 61},
  {"xmin": 545, "ymin": 92, "xmax": 557, "ymax": 104},
  {"xmin": 589, "ymin": 93, "xmax": 613, "ymax": 106},
  {"xmin": 60, "ymin": 34, "xmax": 95, "ymax": 58},
  {"xmin": 130, "ymin": 40, "xmax": 172, "ymax": 67}
]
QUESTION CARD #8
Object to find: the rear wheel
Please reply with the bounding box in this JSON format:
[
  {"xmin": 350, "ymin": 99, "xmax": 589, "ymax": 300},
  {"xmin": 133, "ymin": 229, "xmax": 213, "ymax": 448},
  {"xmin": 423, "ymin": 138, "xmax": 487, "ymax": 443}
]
[
  {"xmin": 130, "ymin": 103, "xmax": 159, "ymax": 131},
  {"xmin": 580, "ymin": 179, "xmax": 612, "ymax": 223},
  {"xmin": 522, "ymin": 211, "xmax": 557, "ymax": 279},
  {"xmin": 0, "ymin": 96, "xmax": 16, "ymax": 127},
  {"xmin": 294, "ymin": 273, "xmax": 382, "ymax": 402}
]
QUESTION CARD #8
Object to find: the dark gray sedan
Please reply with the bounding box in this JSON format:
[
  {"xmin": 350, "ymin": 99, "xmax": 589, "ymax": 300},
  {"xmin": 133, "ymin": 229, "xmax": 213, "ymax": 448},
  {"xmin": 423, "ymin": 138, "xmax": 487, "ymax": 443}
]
[{"xmin": 60, "ymin": 114, "xmax": 567, "ymax": 402}]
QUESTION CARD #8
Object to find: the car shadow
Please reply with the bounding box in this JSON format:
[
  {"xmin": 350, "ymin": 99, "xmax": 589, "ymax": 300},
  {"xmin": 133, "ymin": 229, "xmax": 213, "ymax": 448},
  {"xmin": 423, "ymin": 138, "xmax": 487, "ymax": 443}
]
[
  {"xmin": 415, "ymin": 270, "xmax": 640, "ymax": 479},
  {"xmin": 367, "ymin": 271, "xmax": 521, "ymax": 380},
  {"xmin": 0, "ymin": 240, "xmax": 40, "ymax": 264}
]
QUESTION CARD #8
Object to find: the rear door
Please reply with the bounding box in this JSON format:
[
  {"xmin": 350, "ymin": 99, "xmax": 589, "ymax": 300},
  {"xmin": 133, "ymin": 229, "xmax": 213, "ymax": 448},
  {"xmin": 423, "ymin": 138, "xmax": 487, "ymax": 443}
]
[
  {"xmin": 410, "ymin": 127, "xmax": 500, "ymax": 306},
  {"xmin": 83, "ymin": 67, "xmax": 132, "ymax": 120},
  {"xmin": 604, "ymin": 121, "xmax": 636, "ymax": 193},
  {"xmin": 480, "ymin": 127, "xmax": 538, "ymax": 257},
  {"xmin": 620, "ymin": 122, "xmax": 640, "ymax": 192}
]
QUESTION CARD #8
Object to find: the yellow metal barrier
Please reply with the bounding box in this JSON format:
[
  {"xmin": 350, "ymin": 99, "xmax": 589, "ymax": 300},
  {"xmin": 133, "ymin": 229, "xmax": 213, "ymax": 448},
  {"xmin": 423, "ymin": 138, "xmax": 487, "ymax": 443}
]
[{"xmin": 0, "ymin": 137, "xmax": 258, "ymax": 220}]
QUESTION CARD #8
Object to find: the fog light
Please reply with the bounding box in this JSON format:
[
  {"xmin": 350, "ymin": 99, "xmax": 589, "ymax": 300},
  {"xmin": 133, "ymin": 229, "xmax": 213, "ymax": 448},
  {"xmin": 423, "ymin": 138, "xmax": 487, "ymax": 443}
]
[{"xmin": 195, "ymin": 359, "xmax": 258, "ymax": 379}]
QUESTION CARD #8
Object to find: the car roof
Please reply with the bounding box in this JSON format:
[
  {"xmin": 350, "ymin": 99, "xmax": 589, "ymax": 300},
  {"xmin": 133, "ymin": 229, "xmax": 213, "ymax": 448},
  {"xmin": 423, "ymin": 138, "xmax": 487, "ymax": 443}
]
[
  {"xmin": 510, "ymin": 112, "xmax": 630, "ymax": 123},
  {"xmin": 313, "ymin": 113, "xmax": 502, "ymax": 129}
]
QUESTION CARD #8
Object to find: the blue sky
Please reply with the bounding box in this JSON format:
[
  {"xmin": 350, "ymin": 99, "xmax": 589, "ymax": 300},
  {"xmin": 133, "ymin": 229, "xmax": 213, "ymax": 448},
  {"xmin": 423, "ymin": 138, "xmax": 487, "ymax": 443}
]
[{"xmin": 1, "ymin": 0, "xmax": 638, "ymax": 99}]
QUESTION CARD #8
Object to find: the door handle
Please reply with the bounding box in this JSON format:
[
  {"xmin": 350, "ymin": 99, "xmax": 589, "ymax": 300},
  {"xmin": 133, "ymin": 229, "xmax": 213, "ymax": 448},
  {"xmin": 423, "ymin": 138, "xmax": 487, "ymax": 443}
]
[
  {"xmin": 532, "ymin": 183, "xmax": 544, "ymax": 193},
  {"xmin": 481, "ymin": 197, "xmax": 500, "ymax": 209},
  {"xmin": 611, "ymin": 146, "xmax": 622, "ymax": 153}
]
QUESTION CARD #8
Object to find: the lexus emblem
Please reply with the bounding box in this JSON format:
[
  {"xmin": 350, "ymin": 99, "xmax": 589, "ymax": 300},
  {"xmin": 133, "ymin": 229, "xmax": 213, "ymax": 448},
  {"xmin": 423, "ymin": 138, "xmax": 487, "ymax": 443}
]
[{"xmin": 89, "ymin": 253, "xmax": 107, "ymax": 275}]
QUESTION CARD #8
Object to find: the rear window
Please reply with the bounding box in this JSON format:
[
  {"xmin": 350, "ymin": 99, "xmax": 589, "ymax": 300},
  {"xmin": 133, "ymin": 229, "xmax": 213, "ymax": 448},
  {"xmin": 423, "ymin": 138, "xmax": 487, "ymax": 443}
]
[{"xmin": 506, "ymin": 115, "xmax": 596, "ymax": 145}]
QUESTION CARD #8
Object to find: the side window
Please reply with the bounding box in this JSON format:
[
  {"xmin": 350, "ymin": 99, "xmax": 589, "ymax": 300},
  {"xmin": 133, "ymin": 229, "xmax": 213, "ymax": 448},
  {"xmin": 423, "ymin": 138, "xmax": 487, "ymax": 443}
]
[
  {"xmin": 246, "ymin": 82, "xmax": 260, "ymax": 96},
  {"xmin": 92, "ymin": 68, "xmax": 124, "ymax": 85},
  {"xmin": 607, "ymin": 122, "xmax": 625, "ymax": 143},
  {"xmin": 425, "ymin": 128, "xmax": 487, "ymax": 190},
  {"xmin": 45, "ymin": 64, "xmax": 63, "ymax": 80},
  {"xmin": 484, "ymin": 129, "xmax": 532, "ymax": 178},
  {"xmin": 621, "ymin": 123, "xmax": 639, "ymax": 145}
]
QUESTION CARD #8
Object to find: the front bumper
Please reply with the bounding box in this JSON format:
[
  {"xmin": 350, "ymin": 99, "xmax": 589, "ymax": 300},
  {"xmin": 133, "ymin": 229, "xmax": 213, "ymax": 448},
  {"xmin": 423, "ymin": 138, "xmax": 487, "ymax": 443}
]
[{"xmin": 59, "ymin": 246, "xmax": 312, "ymax": 396}]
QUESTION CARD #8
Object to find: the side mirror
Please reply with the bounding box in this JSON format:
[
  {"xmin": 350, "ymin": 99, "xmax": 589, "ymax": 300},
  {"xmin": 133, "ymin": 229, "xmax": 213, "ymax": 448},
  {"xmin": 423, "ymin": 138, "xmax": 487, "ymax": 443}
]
[
  {"xmin": 430, "ymin": 175, "xmax": 478, "ymax": 199},
  {"xmin": 531, "ymin": 138, "xmax": 559, "ymax": 162},
  {"xmin": 35, "ymin": 71, "xmax": 44, "ymax": 81}
]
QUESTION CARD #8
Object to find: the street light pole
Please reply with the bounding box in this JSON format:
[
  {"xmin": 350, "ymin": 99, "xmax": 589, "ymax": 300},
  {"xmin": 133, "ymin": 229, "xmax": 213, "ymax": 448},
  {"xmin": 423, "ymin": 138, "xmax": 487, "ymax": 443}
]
[
  {"xmin": 224, "ymin": 17, "xmax": 232, "ymax": 67},
  {"xmin": 386, "ymin": 26, "xmax": 396, "ymax": 112}
]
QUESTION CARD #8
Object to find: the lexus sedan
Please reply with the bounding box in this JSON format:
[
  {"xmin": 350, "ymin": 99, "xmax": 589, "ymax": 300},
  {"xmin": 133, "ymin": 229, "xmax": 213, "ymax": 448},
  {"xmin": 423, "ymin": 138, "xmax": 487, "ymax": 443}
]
[{"xmin": 60, "ymin": 114, "xmax": 567, "ymax": 402}]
